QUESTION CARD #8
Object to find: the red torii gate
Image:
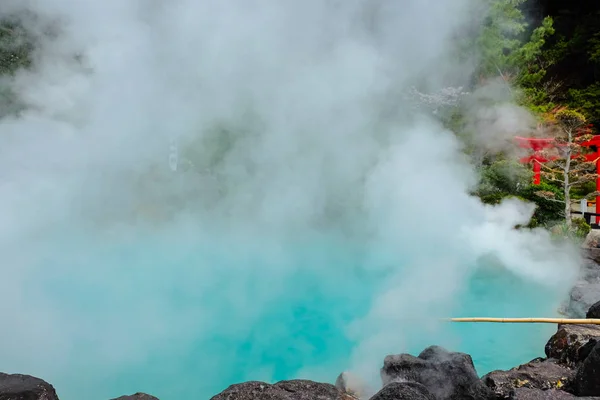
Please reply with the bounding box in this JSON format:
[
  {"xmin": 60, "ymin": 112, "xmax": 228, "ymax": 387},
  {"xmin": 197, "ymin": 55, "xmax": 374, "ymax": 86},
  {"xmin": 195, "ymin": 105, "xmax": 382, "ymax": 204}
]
[
  {"xmin": 515, "ymin": 136, "xmax": 558, "ymax": 185},
  {"xmin": 515, "ymin": 134, "xmax": 600, "ymax": 223},
  {"xmin": 579, "ymin": 135, "xmax": 600, "ymax": 223}
]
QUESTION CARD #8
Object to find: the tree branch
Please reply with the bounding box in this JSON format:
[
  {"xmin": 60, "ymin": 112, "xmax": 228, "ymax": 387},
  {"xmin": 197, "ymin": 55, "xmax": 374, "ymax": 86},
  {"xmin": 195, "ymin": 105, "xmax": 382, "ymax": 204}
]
[
  {"xmin": 493, "ymin": 62, "xmax": 513, "ymax": 95},
  {"xmin": 534, "ymin": 191, "xmax": 565, "ymax": 203}
]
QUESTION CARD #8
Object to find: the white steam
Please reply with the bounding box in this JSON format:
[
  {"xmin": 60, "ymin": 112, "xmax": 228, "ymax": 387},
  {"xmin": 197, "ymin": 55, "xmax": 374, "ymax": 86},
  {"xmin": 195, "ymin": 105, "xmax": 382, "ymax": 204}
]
[{"xmin": 0, "ymin": 0, "xmax": 580, "ymax": 399}]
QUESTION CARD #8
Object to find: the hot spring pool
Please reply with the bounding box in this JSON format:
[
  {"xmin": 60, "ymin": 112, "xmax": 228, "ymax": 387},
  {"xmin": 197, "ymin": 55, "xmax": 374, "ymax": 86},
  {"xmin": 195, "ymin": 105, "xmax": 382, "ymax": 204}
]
[{"xmin": 15, "ymin": 229, "xmax": 564, "ymax": 400}]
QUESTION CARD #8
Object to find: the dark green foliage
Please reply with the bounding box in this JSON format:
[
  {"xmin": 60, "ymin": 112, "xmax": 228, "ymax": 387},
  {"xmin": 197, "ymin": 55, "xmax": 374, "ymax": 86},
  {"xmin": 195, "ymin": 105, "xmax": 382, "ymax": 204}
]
[
  {"xmin": 0, "ymin": 18, "xmax": 33, "ymax": 118},
  {"xmin": 476, "ymin": 0, "xmax": 555, "ymax": 93},
  {"xmin": 477, "ymin": 0, "xmax": 529, "ymax": 78},
  {"xmin": 517, "ymin": 182, "xmax": 564, "ymax": 227},
  {"xmin": 0, "ymin": 20, "xmax": 33, "ymax": 75},
  {"xmin": 554, "ymin": 107, "xmax": 586, "ymax": 126},
  {"xmin": 571, "ymin": 180, "xmax": 597, "ymax": 200},
  {"xmin": 523, "ymin": 2, "xmax": 600, "ymax": 125},
  {"xmin": 571, "ymin": 217, "xmax": 592, "ymax": 238},
  {"xmin": 475, "ymin": 160, "xmax": 564, "ymax": 228},
  {"xmin": 550, "ymin": 218, "xmax": 591, "ymax": 241},
  {"xmin": 478, "ymin": 160, "xmax": 532, "ymax": 195},
  {"xmin": 567, "ymin": 83, "xmax": 600, "ymax": 126}
]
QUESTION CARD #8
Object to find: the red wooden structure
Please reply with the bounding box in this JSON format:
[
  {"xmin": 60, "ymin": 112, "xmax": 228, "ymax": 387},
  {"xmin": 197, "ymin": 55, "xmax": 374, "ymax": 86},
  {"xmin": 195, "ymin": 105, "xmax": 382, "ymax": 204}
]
[
  {"xmin": 579, "ymin": 135, "xmax": 600, "ymax": 223},
  {"xmin": 515, "ymin": 137, "xmax": 558, "ymax": 185}
]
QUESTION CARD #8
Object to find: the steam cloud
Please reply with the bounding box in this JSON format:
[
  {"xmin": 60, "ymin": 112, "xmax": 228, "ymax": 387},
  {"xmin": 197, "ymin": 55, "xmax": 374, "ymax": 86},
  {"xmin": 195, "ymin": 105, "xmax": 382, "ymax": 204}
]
[{"xmin": 0, "ymin": 0, "xmax": 581, "ymax": 399}]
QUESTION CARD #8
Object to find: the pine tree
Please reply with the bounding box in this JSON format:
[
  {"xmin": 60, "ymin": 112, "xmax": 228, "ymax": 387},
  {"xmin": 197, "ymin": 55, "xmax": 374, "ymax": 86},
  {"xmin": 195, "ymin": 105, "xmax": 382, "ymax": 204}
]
[
  {"xmin": 477, "ymin": 0, "xmax": 555, "ymax": 92},
  {"xmin": 537, "ymin": 107, "xmax": 595, "ymax": 227}
]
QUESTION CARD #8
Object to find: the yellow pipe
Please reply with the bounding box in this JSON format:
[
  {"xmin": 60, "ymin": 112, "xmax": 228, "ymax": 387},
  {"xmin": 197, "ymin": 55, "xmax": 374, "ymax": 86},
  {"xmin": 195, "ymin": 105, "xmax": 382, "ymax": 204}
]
[{"xmin": 449, "ymin": 317, "xmax": 600, "ymax": 324}]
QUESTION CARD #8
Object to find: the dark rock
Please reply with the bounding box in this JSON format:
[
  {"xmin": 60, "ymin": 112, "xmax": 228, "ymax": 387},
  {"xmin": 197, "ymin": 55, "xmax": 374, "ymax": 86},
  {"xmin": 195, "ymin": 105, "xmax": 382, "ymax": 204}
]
[
  {"xmin": 580, "ymin": 261, "xmax": 600, "ymax": 283},
  {"xmin": 581, "ymin": 232, "xmax": 600, "ymax": 272},
  {"xmin": 560, "ymin": 258, "xmax": 600, "ymax": 318},
  {"xmin": 110, "ymin": 394, "xmax": 159, "ymax": 400},
  {"xmin": 574, "ymin": 341, "xmax": 600, "ymax": 396},
  {"xmin": 381, "ymin": 345, "xmax": 495, "ymax": 400},
  {"xmin": 587, "ymin": 300, "xmax": 600, "ymax": 319},
  {"xmin": 482, "ymin": 358, "xmax": 575, "ymax": 398},
  {"xmin": 578, "ymin": 338, "xmax": 599, "ymax": 361},
  {"xmin": 273, "ymin": 380, "xmax": 348, "ymax": 399},
  {"xmin": 545, "ymin": 324, "xmax": 600, "ymax": 366},
  {"xmin": 369, "ymin": 382, "xmax": 435, "ymax": 400},
  {"xmin": 210, "ymin": 380, "xmax": 352, "ymax": 400},
  {"xmin": 565, "ymin": 282, "xmax": 600, "ymax": 318},
  {"xmin": 0, "ymin": 373, "xmax": 59, "ymax": 400},
  {"xmin": 210, "ymin": 381, "xmax": 290, "ymax": 400},
  {"xmin": 508, "ymin": 388, "xmax": 581, "ymax": 399},
  {"xmin": 582, "ymin": 248, "xmax": 600, "ymax": 266}
]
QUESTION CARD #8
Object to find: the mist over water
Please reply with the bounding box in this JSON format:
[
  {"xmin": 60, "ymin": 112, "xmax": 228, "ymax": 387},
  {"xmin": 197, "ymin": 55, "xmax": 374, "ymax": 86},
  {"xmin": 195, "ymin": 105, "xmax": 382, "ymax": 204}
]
[{"xmin": 0, "ymin": 0, "xmax": 582, "ymax": 399}]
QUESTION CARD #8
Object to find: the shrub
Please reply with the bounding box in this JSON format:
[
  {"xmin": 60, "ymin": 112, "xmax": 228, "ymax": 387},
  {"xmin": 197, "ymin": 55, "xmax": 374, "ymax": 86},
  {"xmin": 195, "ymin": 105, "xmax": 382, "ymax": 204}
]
[
  {"xmin": 549, "ymin": 218, "xmax": 591, "ymax": 242},
  {"xmin": 478, "ymin": 160, "xmax": 532, "ymax": 196},
  {"xmin": 518, "ymin": 182, "xmax": 564, "ymax": 227},
  {"xmin": 475, "ymin": 160, "xmax": 564, "ymax": 228}
]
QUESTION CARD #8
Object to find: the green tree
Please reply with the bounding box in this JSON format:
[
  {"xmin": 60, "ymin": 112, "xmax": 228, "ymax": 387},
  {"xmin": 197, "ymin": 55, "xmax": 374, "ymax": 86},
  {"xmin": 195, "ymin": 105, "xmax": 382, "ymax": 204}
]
[
  {"xmin": 0, "ymin": 20, "xmax": 32, "ymax": 75},
  {"xmin": 474, "ymin": 159, "xmax": 564, "ymax": 228},
  {"xmin": 537, "ymin": 107, "xmax": 596, "ymax": 227},
  {"xmin": 521, "ymin": 2, "xmax": 600, "ymax": 125},
  {"xmin": 477, "ymin": 0, "xmax": 555, "ymax": 90},
  {"xmin": 0, "ymin": 19, "xmax": 33, "ymax": 117}
]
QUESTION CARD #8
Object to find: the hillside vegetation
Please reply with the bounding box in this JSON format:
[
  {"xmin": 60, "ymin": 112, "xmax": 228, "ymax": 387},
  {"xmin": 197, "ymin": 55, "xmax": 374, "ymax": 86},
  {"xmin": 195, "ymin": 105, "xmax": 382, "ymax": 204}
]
[{"xmin": 1, "ymin": 0, "xmax": 598, "ymax": 238}]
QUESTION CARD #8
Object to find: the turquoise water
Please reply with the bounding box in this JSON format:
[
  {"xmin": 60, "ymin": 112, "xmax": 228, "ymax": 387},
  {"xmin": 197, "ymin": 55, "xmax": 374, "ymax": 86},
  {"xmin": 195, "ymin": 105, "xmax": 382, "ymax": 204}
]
[{"xmin": 17, "ymin": 227, "xmax": 562, "ymax": 400}]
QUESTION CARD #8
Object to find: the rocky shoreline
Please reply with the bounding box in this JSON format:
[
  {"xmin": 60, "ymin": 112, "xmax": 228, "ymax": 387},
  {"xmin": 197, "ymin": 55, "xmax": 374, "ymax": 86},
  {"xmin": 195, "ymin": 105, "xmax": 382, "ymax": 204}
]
[
  {"xmin": 207, "ymin": 301, "xmax": 600, "ymax": 399},
  {"xmin": 5, "ymin": 242, "xmax": 600, "ymax": 400},
  {"xmin": 5, "ymin": 303, "xmax": 600, "ymax": 400},
  {"xmin": 6, "ymin": 304, "xmax": 600, "ymax": 400}
]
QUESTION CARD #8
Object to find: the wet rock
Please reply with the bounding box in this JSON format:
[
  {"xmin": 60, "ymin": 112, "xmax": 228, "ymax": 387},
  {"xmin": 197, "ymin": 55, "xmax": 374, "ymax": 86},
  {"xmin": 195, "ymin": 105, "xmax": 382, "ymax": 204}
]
[
  {"xmin": 564, "ymin": 282, "xmax": 600, "ymax": 318},
  {"xmin": 545, "ymin": 324, "xmax": 600, "ymax": 366},
  {"xmin": 0, "ymin": 373, "xmax": 59, "ymax": 400},
  {"xmin": 587, "ymin": 300, "xmax": 600, "ymax": 319},
  {"xmin": 111, "ymin": 394, "xmax": 159, "ymax": 400},
  {"xmin": 580, "ymin": 261, "xmax": 600, "ymax": 283},
  {"xmin": 381, "ymin": 345, "xmax": 495, "ymax": 400},
  {"xmin": 578, "ymin": 337, "xmax": 599, "ymax": 361},
  {"xmin": 210, "ymin": 380, "xmax": 351, "ymax": 400},
  {"xmin": 369, "ymin": 381, "xmax": 435, "ymax": 400},
  {"xmin": 482, "ymin": 358, "xmax": 575, "ymax": 398},
  {"xmin": 574, "ymin": 341, "xmax": 600, "ymax": 396},
  {"xmin": 508, "ymin": 388, "xmax": 588, "ymax": 399},
  {"xmin": 335, "ymin": 371, "xmax": 370, "ymax": 398}
]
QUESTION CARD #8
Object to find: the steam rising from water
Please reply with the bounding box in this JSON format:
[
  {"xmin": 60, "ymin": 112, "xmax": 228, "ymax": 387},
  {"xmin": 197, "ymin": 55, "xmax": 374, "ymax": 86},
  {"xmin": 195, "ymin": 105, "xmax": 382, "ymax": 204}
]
[{"xmin": 0, "ymin": 0, "xmax": 580, "ymax": 399}]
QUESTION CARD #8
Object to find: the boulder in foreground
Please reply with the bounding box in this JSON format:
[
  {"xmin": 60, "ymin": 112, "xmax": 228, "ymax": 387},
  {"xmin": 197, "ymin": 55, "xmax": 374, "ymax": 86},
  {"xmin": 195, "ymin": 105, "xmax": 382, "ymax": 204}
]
[
  {"xmin": 509, "ymin": 387, "xmax": 600, "ymax": 399},
  {"xmin": 370, "ymin": 381, "xmax": 434, "ymax": 400},
  {"xmin": 0, "ymin": 373, "xmax": 59, "ymax": 400},
  {"xmin": 545, "ymin": 324, "xmax": 600, "ymax": 366},
  {"xmin": 482, "ymin": 358, "xmax": 575, "ymax": 397},
  {"xmin": 565, "ymin": 282, "xmax": 600, "ymax": 318},
  {"xmin": 209, "ymin": 379, "xmax": 353, "ymax": 400},
  {"xmin": 587, "ymin": 300, "xmax": 600, "ymax": 319},
  {"xmin": 381, "ymin": 345, "xmax": 495, "ymax": 400},
  {"xmin": 574, "ymin": 341, "xmax": 600, "ymax": 397}
]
